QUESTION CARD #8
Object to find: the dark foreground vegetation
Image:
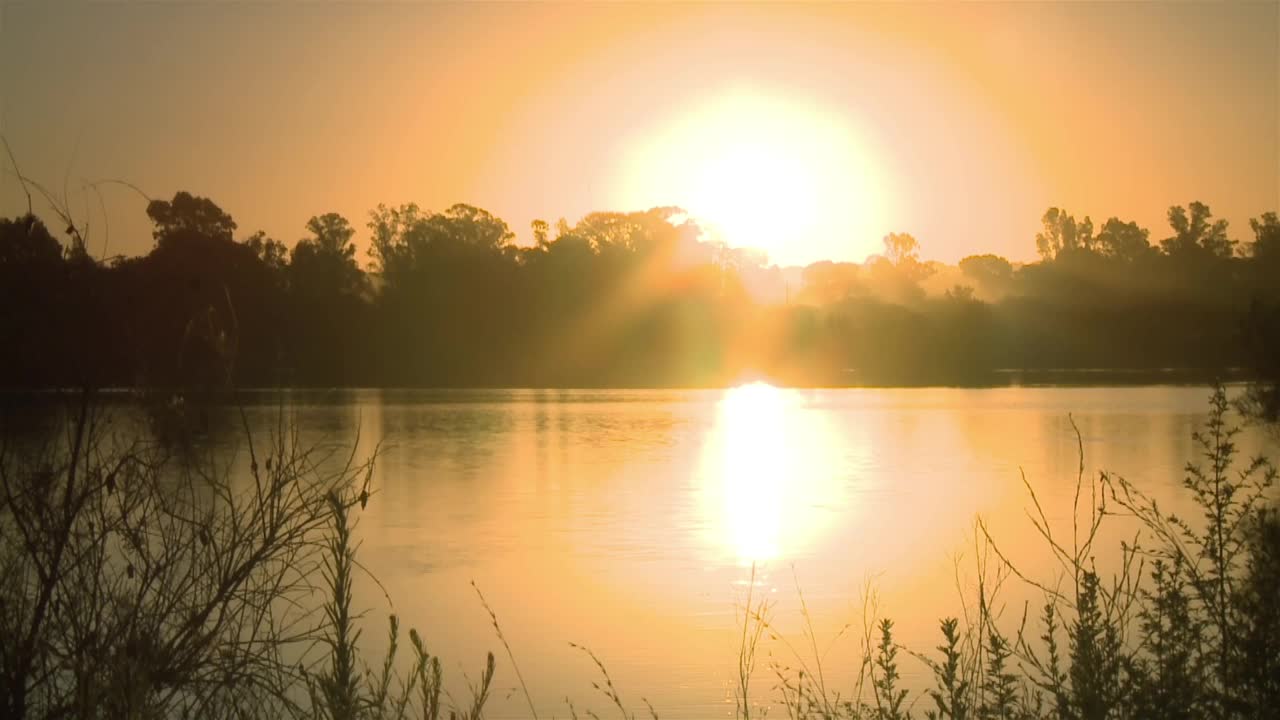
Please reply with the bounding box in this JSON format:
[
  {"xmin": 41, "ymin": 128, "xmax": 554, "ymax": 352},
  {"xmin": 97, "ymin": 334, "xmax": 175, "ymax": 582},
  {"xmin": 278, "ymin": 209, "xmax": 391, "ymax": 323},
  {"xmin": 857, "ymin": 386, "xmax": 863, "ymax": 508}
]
[
  {"xmin": 739, "ymin": 386, "xmax": 1280, "ymax": 720},
  {"xmin": 2, "ymin": 172, "xmax": 1279, "ymax": 391},
  {"xmin": 1, "ymin": 384, "xmax": 1276, "ymax": 719}
]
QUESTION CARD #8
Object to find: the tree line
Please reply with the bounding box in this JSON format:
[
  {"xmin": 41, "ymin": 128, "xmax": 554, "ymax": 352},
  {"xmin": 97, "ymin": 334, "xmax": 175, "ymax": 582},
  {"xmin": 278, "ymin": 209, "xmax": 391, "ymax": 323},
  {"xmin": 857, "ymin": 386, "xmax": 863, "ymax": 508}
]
[{"xmin": 1, "ymin": 192, "xmax": 1278, "ymax": 392}]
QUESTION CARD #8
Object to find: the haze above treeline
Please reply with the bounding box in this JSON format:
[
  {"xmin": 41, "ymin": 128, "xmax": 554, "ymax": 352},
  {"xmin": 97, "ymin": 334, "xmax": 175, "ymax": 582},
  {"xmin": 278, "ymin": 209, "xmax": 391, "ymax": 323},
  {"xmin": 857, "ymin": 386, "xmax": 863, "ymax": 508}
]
[
  {"xmin": 2, "ymin": 188, "xmax": 1278, "ymax": 389},
  {"xmin": 1, "ymin": 2, "xmax": 1276, "ymax": 265}
]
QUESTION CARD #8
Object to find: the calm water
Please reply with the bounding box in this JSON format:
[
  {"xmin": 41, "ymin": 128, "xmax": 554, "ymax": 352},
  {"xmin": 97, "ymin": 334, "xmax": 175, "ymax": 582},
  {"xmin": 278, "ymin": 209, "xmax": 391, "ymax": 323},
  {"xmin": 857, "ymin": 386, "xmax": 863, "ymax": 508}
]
[{"xmin": 111, "ymin": 386, "xmax": 1280, "ymax": 716}]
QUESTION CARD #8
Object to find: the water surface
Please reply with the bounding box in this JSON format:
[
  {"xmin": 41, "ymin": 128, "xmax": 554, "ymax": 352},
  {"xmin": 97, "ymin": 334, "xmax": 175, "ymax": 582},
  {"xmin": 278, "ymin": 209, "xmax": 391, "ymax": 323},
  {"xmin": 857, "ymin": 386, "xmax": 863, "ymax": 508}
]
[{"xmin": 209, "ymin": 386, "xmax": 1276, "ymax": 717}]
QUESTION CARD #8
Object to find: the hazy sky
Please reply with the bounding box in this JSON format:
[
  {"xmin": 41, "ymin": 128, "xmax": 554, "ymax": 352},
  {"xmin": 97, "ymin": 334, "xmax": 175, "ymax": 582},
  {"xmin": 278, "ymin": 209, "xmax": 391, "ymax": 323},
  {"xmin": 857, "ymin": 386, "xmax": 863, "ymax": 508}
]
[{"xmin": 1, "ymin": 1, "xmax": 1277, "ymax": 266}]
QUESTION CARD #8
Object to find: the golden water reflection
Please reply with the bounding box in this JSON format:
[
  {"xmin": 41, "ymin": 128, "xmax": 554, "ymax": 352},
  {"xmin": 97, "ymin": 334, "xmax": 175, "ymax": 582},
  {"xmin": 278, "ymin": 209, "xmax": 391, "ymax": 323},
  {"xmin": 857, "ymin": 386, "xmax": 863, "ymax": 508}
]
[
  {"xmin": 700, "ymin": 382, "xmax": 849, "ymax": 564},
  {"xmin": 221, "ymin": 386, "xmax": 1279, "ymax": 719}
]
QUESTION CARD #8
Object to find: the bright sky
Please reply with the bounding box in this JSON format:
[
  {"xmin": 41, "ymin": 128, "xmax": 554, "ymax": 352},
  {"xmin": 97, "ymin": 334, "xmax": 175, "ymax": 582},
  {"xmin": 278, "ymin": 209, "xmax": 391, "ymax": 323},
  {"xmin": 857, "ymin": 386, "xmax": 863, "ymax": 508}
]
[{"xmin": 1, "ymin": 2, "xmax": 1276, "ymax": 266}]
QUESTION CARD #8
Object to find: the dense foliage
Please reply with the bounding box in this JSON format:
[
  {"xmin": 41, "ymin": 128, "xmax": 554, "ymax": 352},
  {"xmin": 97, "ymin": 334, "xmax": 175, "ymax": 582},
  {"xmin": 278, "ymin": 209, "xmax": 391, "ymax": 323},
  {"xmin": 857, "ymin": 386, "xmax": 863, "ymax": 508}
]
[{"xmin": 2, "ymin": 195, "xmax": 1278, "ymax": 389}]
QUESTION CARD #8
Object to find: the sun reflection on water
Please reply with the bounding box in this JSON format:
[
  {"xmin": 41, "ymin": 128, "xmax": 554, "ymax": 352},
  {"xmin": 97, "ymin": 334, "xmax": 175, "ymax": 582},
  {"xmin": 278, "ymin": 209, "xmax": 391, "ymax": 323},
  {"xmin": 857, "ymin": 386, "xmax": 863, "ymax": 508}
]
[{"xmin": 700, "ymin": 382, "xmax": 846, "ymax": 565}]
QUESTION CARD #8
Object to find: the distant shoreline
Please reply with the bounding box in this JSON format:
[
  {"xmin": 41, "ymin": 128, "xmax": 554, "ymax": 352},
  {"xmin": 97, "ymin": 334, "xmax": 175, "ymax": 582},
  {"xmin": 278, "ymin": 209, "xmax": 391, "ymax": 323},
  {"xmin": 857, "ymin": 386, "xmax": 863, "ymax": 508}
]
[{"xmin": 0, "ymin": 368, "xmax": 1256, "ymax": 396}]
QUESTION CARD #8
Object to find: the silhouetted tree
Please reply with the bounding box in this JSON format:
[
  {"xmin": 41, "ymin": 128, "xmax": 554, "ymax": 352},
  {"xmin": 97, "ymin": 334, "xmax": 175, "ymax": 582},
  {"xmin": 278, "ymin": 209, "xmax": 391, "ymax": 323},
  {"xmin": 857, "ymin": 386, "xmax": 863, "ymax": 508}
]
[
  {"xmin": 125, "ymin": 193, "xmax": 284, "ymax": 389},
  {"xmin": 1161, "ymin": 201, "xmax": 1234, "ymax": 258},
  {"xmin": 245, "ymin": 230, "xmax": 288, "ymax": 275},
  {"xmin": 852, "ymin": 233, "xmax": 933, "ymax": 310},
  {"xmin": 366, "ymin": 202, "xmax": 423, "ymax": 278},
  {"xmin": 280, "ymin": 214, "xmax": 368, "ymax": 384},
  {"xmin": 1240, "ymin": 300, "xmax": 1280, "ymax": 424},
  {"xmin": 800, "ymin": 261, "xmax": 862, "ymax": 305},
  {"xmin": 366, "ymin": 203, "xmax": 521, "ymax": 384},
  {"xmin": 0, "ymin": 213, "xmax": 62, "ymax": 267},
  {"xmin": 146, "ymin": 191, "xmax": 238, "ymax": 248},
  {"xmin": 291, "ymin": 214, "xmax": 364, "ymax": 299},
  {"xmin": 4, "ymin": 190, "xmax": 1280, "ymax": 389},
  {"xmin": 883, "ymin": 231, "xmax": 921, "ymax": 266},
  {"xmin": 530, "ymin": 218, "xmax": 550, "ymax": 247},
  {"xmin": 1035, "ymin": 207, "xmax": 1094, "ymax": 260},
  {"xmin": 1095, "ymin": 217, "xmax": 1152, "ymax": 262},
  {"xmin": 369, "ymin": 203, "xmax": 515, "ymax": 280},
  {"xmin": 0, "ymin": 215, "xmax": 70, "ymax": 386},
  {"xmin": 1247, "ymin": 212, "xmax": 1280, "ymax": 264},
  {"xmin": 959, "ymin": 254, "xmax": 1014, "ymax": 298}
]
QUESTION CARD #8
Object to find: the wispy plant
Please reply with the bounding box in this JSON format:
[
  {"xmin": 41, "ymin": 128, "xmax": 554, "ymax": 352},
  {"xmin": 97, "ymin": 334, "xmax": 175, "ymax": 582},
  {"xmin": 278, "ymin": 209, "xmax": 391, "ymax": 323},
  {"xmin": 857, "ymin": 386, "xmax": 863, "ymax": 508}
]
[
  {"xmin": 570, "ymin": 642, "xmax": 641, "ymax": 720},
  {"xmin": 736, "ymin": 563, "xmax": 772, "ymax": 720},
  {"xmin": 472, "ymin": 580, "xmax": 538, "ymax": 720},
  {"xmin": 872, "ymin": 619, "xmax": 908, "ymax": 720},
  {"xmin": 923, "ymin": 618, "xmax": 969, "ymax": 720}
]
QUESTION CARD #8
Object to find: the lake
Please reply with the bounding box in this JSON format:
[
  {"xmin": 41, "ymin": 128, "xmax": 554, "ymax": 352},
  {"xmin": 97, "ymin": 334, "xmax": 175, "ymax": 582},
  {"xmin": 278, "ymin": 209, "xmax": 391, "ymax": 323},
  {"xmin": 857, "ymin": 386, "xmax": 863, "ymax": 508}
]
[{"xmin": 83, "ymin": 385, "xmax": 1280, "ymax": 717}]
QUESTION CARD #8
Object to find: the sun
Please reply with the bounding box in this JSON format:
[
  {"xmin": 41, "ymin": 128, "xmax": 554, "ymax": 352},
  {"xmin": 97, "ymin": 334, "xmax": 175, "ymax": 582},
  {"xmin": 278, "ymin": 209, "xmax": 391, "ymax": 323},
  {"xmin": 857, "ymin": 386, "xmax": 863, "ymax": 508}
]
[
  {"xmin": 687, "ymin": 131, "xmax": 819, "ymax": 258},
  {"xmin": 616, "ymin": 88, "xmax": 892, "ymax": 266}
]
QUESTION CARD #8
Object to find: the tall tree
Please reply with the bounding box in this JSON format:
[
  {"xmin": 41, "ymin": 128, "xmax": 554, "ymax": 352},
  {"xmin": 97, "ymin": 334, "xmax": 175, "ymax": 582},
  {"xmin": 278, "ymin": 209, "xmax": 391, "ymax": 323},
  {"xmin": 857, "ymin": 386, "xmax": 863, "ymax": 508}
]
[
  {"xmin": 290, "ymin": 214, "xmax": 364, "ymax": 298},
  {"xmin": 1035, "ymin": 207, "xmax": 1094, "ymax": 260},
  {"xmin": 281, "ymin": 214, "xmax": 367, "ymax": 384},
  {"xmin": 881, "ymin": 232, "xmax": 932, "ymax": 285},
  {"xmin": 959, "ymin": 254, "xmax": 1014, "ymax": 296},
  {"xmin": 145, "ymin": 191, "xmax": 237, "ymax": 248},
  {"xmin": 1161, "ymin": 201, "xmax": 1233, "ymax": 258},
  {"xmin": 135, "ymin": 192, "xmax": 290, "ymax": 387},
  {"xmin": 0, "ymin": 215, "xmax": 70, "ymax": 386},
  {"xmin": 0, "ymin": 214, "xmax": 63, "ymax": 268},
  {"xmin": 530, "ymin": 219, "xmax": 550, "ymax": 248},
  {"xmin": 424, "ymin": 203, "xmax": 515, "ymax": 253},
  {"xmin": 366, "ymin": 202, "xmax": 424, "ymax": 277},
  {"xmin": 1241, "ymin": 300, "xmax": 1280, "ymax": 424},
  {"xmin": 883, "ymin": 231, "xmax": 921, "ymax": 266},
  {"xmin": 1247, "ymin": 212, "xmax": 1280, "ymax": 263},
  {"xmin": 801, "ymin": 261, "xmax": 863, "ymax": 305},
  {"xmin": 245, "ymin": 231, "xmax": 288, "ymax": 275},
  {"xmin": 367, "ymin": 203, "xmax": 515, "ymax": 282},
  {"xmin": 1095, "ymin": 217, "xmax": 1151, "ymax": 262}
]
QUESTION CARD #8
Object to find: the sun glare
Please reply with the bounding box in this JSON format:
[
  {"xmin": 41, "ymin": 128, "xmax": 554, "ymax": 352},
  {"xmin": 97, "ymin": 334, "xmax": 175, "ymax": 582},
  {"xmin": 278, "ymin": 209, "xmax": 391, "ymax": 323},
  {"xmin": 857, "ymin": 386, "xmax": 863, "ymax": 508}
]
[
  {"xmin": 618, "ymin": 89, "xmax": 892, "ymax": 265},
  {"xmin": 699, "ymin": 382, "xmax": 846, "ymax": 565}
]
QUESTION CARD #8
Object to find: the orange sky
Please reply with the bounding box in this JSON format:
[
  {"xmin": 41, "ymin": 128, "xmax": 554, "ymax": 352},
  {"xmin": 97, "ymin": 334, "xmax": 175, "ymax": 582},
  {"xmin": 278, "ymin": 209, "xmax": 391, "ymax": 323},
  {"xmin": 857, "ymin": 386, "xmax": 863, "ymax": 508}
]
[{"xmin": 1, "ymin": 2, "xmax": 1277, "ymax": 266}]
